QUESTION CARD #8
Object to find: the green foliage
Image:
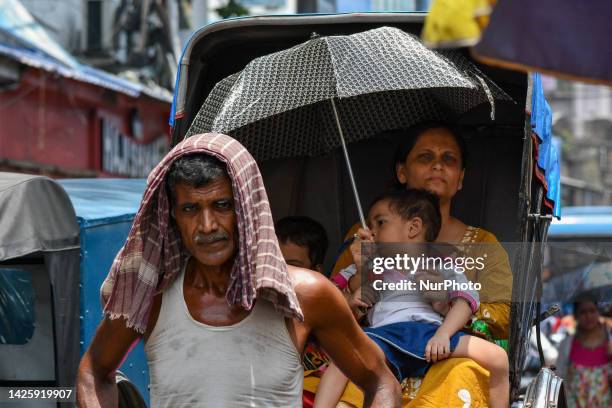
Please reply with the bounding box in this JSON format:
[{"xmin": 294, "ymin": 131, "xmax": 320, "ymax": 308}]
[
  {"xmin": 557, "ymin": 127, "xmax": 574, "ymax": 156},
  {"xmin": 216, "ymin": 0, "xmax": 249, "ymax": 19}
]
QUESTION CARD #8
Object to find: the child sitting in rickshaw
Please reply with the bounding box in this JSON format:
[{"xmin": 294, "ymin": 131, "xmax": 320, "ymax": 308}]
[
  {"xmin": 314, "ymin": 189, "xmax": 509, "ymax": 408},
  {"xmin": 276, "ymin": 215, "xmax": 328, "ymax": 273}
]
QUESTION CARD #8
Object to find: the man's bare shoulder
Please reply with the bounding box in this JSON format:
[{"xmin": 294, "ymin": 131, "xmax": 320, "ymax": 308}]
[
  {"xmin": 286, "ymin": 265, "xmax": 345, "ymax": 323},
  {"xmin": 287, "ymin": 265, "xmax": 335, "ymax": 296}
]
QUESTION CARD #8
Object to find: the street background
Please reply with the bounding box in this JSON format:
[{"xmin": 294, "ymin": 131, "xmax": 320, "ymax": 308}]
[
  {"xmin": 0, "ymin": 2, "xmax": 611, "ymax": 407},
  {"xmin": 0, "ymin": 0, "xmax": 610, "ymax": 207}
]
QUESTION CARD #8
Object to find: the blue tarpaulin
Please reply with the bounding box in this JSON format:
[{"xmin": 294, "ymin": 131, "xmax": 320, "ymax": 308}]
[
  {"xmin": 531, "ymin": 73, "xmax": 561, "ymax": 218},
  {"xmin": 58, "ymin": 178, "xmax": 147, "ymax": 226}
]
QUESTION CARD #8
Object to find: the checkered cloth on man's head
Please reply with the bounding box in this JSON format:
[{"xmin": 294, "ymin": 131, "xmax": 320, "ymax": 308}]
[{"xmin": 101, "ymin": 133, "xmax": 303, "ymax": 333}]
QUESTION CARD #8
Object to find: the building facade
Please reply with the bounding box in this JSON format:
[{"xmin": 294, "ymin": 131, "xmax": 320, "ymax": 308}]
[
  {"xmin": 544, "ymin": 77, "xmax": 612, "ymax": 205},
  {"xmin": 0, "ymin": 0, "xmax": 171, "ymax": 178}
]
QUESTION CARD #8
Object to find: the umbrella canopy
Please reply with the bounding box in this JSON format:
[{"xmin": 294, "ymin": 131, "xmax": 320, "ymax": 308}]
[
  {"xmin": 543, "ymin": 244, "xmax": 612, "ymax": 304},
  {"xmin": 186, "ymin": 26, "xmax": 512, "ymax": 162}
]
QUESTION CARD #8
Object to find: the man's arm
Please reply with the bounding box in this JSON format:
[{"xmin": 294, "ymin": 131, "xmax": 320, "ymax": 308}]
[
  {"xmin": 76, "ymin": 317, "xmax": 141, "ymax": 407},
  {"xmin": 295, "ymin": 271, "xmax": 401, "ymax": 408}
]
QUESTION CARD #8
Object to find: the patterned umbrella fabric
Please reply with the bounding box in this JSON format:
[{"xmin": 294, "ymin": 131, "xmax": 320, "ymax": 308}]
[{"xmin": 186, "ymin": 26, "xmax": 512, "ymax": 162}]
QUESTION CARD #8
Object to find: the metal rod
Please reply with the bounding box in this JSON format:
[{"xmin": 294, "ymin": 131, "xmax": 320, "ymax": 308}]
[
  {"xmin": 330, "ymin": 98, "xmax": 367, "ymax": 229},
  {"xmin": 531, "ymin": 304, "xmax": 561, "ymax": 328}
]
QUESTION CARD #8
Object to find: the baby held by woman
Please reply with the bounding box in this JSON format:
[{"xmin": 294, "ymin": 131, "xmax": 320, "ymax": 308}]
[{"xmin": 316, "ymin": 189, "xmax": 509, "ymax": 408}]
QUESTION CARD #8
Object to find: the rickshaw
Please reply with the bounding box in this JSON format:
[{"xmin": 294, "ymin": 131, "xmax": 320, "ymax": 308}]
[
  {"xmin": 169, "ymin": 12, "xmax": 561, "ymax": 407},
  {"xmin": 0, "ymin": 174, "xmax": 149, "ymax": 406}
]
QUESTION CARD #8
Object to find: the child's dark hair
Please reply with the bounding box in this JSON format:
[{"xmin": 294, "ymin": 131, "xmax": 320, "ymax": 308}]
[
  {"xmin": 275, "ymin": 216, "xmax": 329, "ymax": 267},
  {"xmin": 393, "ymin": 122, "xmax": 468, "ymax": 172},
  {"xmin": 370, "ymin": 189, "xmax": 441, "ymax": 242}
]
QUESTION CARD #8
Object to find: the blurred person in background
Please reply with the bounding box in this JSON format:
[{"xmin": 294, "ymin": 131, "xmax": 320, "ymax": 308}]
[{"xmin": 556, "ymin": 295, "xmax": 611, "ymax": 408}]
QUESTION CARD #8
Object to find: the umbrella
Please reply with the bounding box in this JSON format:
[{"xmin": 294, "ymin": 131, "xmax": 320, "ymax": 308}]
[
  {"xmin": 186, "ymin": 26, "xmax": 512, "ymax": 226},
  {"xmin": 543, "ymin": 242, "xmax": 612, "ymax": 304}
]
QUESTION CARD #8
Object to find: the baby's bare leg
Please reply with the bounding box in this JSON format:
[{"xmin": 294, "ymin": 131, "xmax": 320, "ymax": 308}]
[
  {"xmin": 450, "ymin": 335, "xmax": 509, "ymax": 408},
  {"xmin": 313, "ymin": 363, "xmax": 349, "ymax": 408}
]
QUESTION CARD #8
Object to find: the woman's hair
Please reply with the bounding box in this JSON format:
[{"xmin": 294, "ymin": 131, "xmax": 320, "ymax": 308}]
[
  {"xmin": 369, "ymin": 189, "xmax": 442, "ymax": 242},
  {"xmin": 392, "ymin": 122, "xmax": 468, "ymax": 171},
  {"xmin": 573, "ymin": 294, "xmax": 599, "ymax": 317}
]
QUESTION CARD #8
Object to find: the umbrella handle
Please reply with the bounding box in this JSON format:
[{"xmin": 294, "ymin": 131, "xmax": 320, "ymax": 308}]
[{"xmin": 330, "ymin": 98, "xmax": 367, "ymax": 230}]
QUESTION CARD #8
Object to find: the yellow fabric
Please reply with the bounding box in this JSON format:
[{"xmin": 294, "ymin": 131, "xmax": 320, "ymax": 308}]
[
  {"xmin": 406, "ymin": 359, "xmax": 490, "ymax": 407},
  {"xmin": 476, "ymin": 301, "xmax": 510, "ymax": 339},
  {"xmin": 460, "ymin": 227, "xmax": 512, "ymax": 339},
  {"xmin": 303, "ymin": 371, "xmax": 363, "ymax": 408},
  {"xmin": 306, "ymin": 359, "xmax": 490, "ymax": 408},
  {"xmin": 421, "ymin": 0, "xmax": 496, "ymax": 48}
]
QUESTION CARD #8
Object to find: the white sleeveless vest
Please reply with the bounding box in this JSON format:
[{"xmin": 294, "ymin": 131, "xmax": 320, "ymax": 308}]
[{"xmin": 145, "ymin": 267, "xmax": 303, "ymax": 407}]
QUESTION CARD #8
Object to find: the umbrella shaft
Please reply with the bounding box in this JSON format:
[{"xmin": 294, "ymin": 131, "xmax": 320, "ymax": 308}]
[{"xmin": 330, "ymin": 98, "xmax": 367, "ymax": 229}]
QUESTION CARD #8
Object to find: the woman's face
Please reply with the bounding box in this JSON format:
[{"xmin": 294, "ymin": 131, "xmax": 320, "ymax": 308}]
[
  {"xmin": 575, "ymin": 301, "xmax": 600, "ymax": 331},
  {"xmin": 396, "ymin": 128, "xmax": 465, "ymax": 201}
]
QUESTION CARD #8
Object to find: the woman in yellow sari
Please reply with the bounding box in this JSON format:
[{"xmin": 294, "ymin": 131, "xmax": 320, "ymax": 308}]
[{"xmin": 303, "ymin": 122, "xmax": 512, "ymax": 407}]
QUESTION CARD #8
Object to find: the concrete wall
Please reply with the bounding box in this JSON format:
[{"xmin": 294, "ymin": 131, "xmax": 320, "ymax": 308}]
[{"xmin": 20, "ymin": 0, "xmax": 84, "ymax": 52}]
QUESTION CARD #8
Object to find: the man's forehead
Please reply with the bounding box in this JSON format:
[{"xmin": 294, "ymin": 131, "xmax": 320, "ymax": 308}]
[{"xmin": 174, "ymin": 177, "xmax": 234, "ymax": 199}]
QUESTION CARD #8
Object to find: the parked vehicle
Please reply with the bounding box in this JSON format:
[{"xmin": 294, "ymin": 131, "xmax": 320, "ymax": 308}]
[
  {"xmin": 548, "ymin": 206, "xmax": 612, "ymax": 238},
  {"xmin": 0, "ymin": 173, "xmax": 148, "ymax": 407},
  {"xmin": 545, "ymin": 206, "xmax": 612, "ymax": 304}
]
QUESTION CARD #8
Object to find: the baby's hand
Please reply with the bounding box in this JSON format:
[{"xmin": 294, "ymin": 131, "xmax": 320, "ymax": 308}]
[
  {"xmin": 349, "ymin": 228, "xmax": 374, "ymax": 269},
  {"xmin": 425, "ymin": 330, "xmax": 451, "ymax": 363},
  {"xmin": 347, "ymin": 287, "xmax": 371, "ymax": 320}
]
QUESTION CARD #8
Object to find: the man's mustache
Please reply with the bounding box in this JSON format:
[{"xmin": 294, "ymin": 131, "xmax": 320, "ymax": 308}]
[{"xmin": 193, "ymin": 232, "xmax": 229, "ymax": 244}]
